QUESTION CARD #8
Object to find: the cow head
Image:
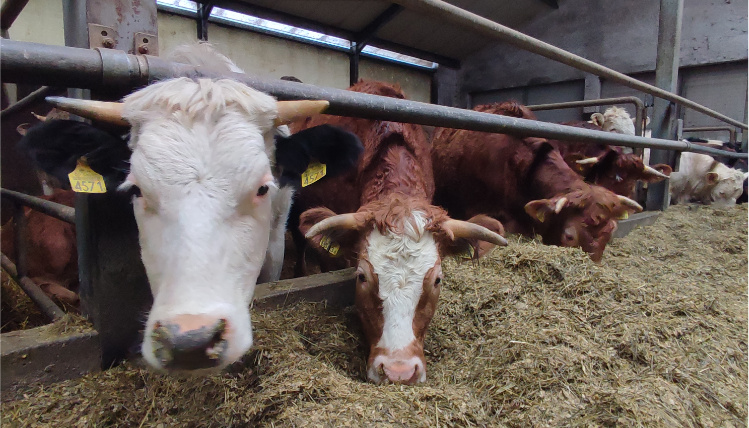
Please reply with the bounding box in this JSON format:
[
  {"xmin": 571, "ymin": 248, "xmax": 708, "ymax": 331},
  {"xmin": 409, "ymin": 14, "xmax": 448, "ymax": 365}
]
[
  {"xmin": 590, "ymin": 106, "xmax": 636, "ymax": 136},
  {"xmin": 26, "ymin": 79, "xmax": 363, "ymax": 373},
  {"xmin": 300, "ymin": 197, "xmax": 506, "ymax": 384},
  {"xmin": 571, "ymin": 151, "xmax": 672, "ymax": 197},
  {"xmin": 524, "ymin": 185, "xmax": 643, "ymax": 261},
  {"xmin": 705, "ymin": 167, "xmax": 747, "ymax": 208}
]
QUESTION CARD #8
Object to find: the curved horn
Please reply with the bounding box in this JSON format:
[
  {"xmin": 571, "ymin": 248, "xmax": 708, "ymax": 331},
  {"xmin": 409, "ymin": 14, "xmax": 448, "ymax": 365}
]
[
  {"xmin": 275, "ymin": 100, "xmax": 329, "ymax": 126},
  {"xmin": 643, "ymin": 164, "xmax": 669, "ymax": 179},
  {"xmin": 305, "ymin": 212, "xmax": 362, "ymax": 239},
  {"xmin": 616, "ymin": 195, "xmax": 643, "ymax": 212},
  {"xmin": 442, "ymin": 219, "xmax": 508, "ymax": 247},
  {"xmin": 45, "ymin": 96, "xmax": 128, "ymax": 126},
  {"xmin": 553, "ymin": 197, "xmax": 568, "ymax": 214},
  {"xmin": 576, "ymin": 157, "xmax": 599, "ymax": 165}
]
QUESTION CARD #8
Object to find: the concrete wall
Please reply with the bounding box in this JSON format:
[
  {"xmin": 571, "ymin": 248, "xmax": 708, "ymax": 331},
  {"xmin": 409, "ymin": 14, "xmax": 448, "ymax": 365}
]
[
  {"xmin": 461, "ymin": 0, "xmax": 747, "ymax": 93},
  {"xmin": 5, "ymin": 0, "xmax": 65, "ymax": 45}
]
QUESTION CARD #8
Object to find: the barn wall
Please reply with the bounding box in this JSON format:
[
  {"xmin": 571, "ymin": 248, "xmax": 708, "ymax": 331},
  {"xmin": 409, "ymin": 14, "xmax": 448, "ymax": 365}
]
[{"xmin": 459, "ymin": 0, "xmax": 748, "ymax": 125}]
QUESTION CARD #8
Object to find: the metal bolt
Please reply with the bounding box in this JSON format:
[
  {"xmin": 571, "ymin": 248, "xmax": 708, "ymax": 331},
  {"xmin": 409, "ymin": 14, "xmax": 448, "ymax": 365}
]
[
  {"xmin": 137, "ymin": 44, "xmax": 149, "ymax": 54},
  {"xmin": 102, "ymin": 38, "xmax": 115, "ymax": 49}
]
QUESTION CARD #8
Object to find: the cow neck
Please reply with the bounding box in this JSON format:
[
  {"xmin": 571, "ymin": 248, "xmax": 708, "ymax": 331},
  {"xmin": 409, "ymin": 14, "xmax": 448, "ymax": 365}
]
[
  {"xmin": 359, "ymin": 124, "xmax": 432, "ymax": 206},
  {"xmin": 525, "ymin": 143, "xmax": 587, "ymax": 199}
]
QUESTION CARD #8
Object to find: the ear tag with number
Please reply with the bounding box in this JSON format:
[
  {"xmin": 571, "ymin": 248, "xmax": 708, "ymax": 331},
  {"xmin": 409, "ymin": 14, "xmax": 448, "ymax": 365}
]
[
  {"xmin": 301, "ymin": 161, "xmax": 327, "ymax": 187},
  {"xmin": 618, "ymin": 211, "xmax": 629, "ymax": 220},
  {"xmin": 319, "ymin": 234, "xmax": 340, "ymax": 257},
  {"xmin": 68, "ymin": 158, "xmax": 107, "ymax": 193}
]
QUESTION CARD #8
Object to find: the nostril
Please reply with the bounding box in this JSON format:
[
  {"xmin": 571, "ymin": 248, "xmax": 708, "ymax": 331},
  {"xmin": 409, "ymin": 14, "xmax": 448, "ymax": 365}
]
[{"xmin": 151, "ymin": 317, "xmax": 230, "ymax": 370}]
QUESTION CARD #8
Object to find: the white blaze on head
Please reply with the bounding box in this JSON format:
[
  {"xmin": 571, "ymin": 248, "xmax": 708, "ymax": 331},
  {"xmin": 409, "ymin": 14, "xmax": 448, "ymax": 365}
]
[
  {"xmin": 365, "ymin": 211, "xmax": 439, "ymax": 384},
  {"xmin": 122, "ymin": 78, "xmax": 279, "ymax": 370},
  {"xmin": 601, "ymin": 106, "xmax": 636, "ymax": 136},
  {"xmin": 710, "ymin": 168, "xmax": 746, "ymax": 208}
]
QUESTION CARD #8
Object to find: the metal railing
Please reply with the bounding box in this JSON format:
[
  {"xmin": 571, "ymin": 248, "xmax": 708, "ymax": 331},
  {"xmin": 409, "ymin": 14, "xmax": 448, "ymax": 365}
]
[
  {"xmin": 527, "ymin": 96, "xmax": 648, "ymax": 137},
  {"xmin": 1, "ymin": 188, "xmax": 74, "ymax": 321},
  {"xmin": 681, "ymin": 126, "xmax": 737, "ymax": 145},
  {"xmin": 391, "ymin": 0, "xmax": 748, "ymax": 131},
  {"xmin": 0, "ymin": 40, "xmax": 745, "ymax": 160}
]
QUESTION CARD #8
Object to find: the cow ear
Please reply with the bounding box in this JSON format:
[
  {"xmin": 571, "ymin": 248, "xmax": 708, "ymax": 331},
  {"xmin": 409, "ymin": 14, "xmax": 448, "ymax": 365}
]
[
  {"xmin": 18, "ymin": 119, "xmax": 131, "ymax": 192},
  {"xmin": 438, "ymin": 215, "xmax": 506, "ymax": 259},
  {"xmin": 299, "ymin": 208, "xmax": 366, "ymax": 258},
  {"xmin": 589, "ymin": 113, "xmax": 605, "ymax": 127},
  {"xmin": 275, "ymin": 124, "xmax": 363, "ymax": 188},
  {"xmin": 705, "ymin": 171, "xmax": 720, "ymax": 185},
  {"xmin": 525, "ymin": 196, "xmax": 568, "ymax": 223}
]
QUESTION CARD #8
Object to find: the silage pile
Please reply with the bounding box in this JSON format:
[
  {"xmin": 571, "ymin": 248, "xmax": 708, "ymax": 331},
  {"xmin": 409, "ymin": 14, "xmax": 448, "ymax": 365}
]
[{"xmin": 2, "ymin": 204, "xmax": 746, "ymax": 427}]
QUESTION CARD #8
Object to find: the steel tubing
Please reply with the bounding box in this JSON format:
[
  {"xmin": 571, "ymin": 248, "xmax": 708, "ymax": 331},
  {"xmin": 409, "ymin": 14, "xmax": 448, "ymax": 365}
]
[
  {"xmin": 527, "ymin": 96, "xmax": 647, "ymax": 137},
  {"xmin": 682, "ymin": 126, "xmax": 737, "ymax": 144},
  {"xmin": 1, "ymin": 188, "xmax": 76, "ymax": 224},
  {"xmin": 389, "ymin": 0, "xmax": 747, "ymax": 130},
  {"xmin": 0, "ymin": 40, "xmax": 745, "ymax": 159},
  {"xmin": 1, "ymin": 253, "xmax": 66, "ymax": 321}
]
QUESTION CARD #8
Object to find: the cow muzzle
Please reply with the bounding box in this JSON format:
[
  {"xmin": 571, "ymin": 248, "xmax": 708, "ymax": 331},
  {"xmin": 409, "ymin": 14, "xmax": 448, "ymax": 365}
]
[
  {"xmin": 369, "ymin": 354, "xmax": 426, "ymax": 385},
  {"xmin": 150, "ymin": 315, "xmax": 229, "ymax": 371}
]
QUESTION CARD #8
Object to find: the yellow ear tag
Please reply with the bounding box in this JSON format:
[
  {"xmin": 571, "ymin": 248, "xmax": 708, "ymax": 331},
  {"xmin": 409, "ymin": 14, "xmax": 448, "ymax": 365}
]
[
  {"xmin": 618, "ymin": 211, "xmax": 629, "ymax": 220},
  {"xmin": 536, "ymin": 211, "xmax": 545, "ymax": 223},
  {"xmin": 319, "ymin": 235, "xmax": 340, "ymax": 257},
  {"xmin": 301, "ymin": 161, "xmax": 327, "ymax": 187},
  {"xmin": 68, "ymin": 158, "xmax": 107, "ymax": 193}
]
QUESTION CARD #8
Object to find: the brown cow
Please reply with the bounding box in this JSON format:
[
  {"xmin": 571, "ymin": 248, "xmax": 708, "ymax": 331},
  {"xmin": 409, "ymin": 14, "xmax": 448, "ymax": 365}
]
[
  {"xmin": 483, "ymin": 102, "xmax": 671, "ymax": 197},
  {"xmin": 1, "ymin": 189, "xmax": 79, "ymax": 306},
  {"xmin": 290, "ymin": 80, "xmax": 507, "ymax": 385},
  {"xmin": 432, "ymin": 103, "xmax": 644, "ymax": 262}
]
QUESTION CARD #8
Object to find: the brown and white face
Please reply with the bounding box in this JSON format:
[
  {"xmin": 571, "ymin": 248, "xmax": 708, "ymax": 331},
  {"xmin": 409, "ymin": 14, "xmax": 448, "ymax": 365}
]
[{"xmin": 302, "ymin": 206, "xmax": 506, "ymax": 384}]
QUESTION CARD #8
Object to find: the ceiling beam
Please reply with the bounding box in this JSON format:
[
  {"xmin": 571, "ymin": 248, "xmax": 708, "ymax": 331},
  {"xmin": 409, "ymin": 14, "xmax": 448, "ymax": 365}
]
[
  {"xmin": 210, "ymin": 0, "xmax": 459, "ymax": 68},
  {"xmin": 354, "ymin": 4, "xmax": 404, "ymax": 51}
]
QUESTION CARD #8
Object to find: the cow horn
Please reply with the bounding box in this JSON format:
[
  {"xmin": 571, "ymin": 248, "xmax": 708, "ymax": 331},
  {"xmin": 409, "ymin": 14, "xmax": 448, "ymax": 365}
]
[
  {"xmin": 45, "ymin": 96, "xmax": 128, "ymax": 126},
  {"xmin": 576, "ymin": 157, "xmax": 599, "ymax": 165},
  {"xmin": 554, "ymin": 197, "xmax": 568, "ymax": 214},
  {"xmin": 616, "ymin": 195, "xmax": 643, "ymax": 212},
  {"xmin": 442, "ymin": 219, "xmax": 508, "ymax": 247},
  {"xmin": 643, "ymin": 164, "xmax": 669, "ymax": 179},
  {"xmin": 275, "ymin": 100, "xmax": 329, "ymax": 126},
  {"xmin": 305, "ymin": 212, "xmax": 363, "ymax": 239}
]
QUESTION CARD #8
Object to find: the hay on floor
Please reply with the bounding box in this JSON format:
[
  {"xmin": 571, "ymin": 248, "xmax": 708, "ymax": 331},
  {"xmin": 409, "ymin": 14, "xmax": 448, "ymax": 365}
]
[{"xmin": 2, "ymin": 204, "xmax": 746, "ymax": 427}]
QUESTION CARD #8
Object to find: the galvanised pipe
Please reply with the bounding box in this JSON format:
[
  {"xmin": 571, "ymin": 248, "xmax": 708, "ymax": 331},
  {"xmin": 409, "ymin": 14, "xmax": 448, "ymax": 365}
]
[
  {"xmin": 0, "ymin": 0, "xmax": 30, "ymax": 31},
  {"xmin": 1, "ymin": 189, "xmax": 76, "ymax": 224},
  {"xmin": 389, "ymin": 0, "xmax": 747, "ymax": 131},
  {"xmin": 527, "ymin": 96, "xmax": 647, "ymax": 137},
  {"xmin": 1, "ymin": 253, "xmax": 65, "ymax": 321},
  {"xmin": 0, "ymin": 40, "xmax": 745, "ymax": 160},
  {"xmin": 682, "ymin": 126, "xmax": 736, "ymax": 145}
]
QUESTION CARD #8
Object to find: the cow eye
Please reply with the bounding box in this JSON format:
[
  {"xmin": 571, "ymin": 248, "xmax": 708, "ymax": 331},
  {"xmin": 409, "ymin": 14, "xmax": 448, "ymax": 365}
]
[
  {"xmin": 257, "ymin": 184, "xmax": 269, "ymax": 196},
  {"xmin": 434, "ymin": 277, "xmax": 441, "ymax": 286},
  {"xmin": 357, "ymin": 273, "xmax": 367, "ymax": 283}
]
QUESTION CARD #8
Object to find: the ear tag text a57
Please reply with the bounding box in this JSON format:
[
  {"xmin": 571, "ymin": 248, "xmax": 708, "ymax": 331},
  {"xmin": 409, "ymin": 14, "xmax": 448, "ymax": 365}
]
[
  {"xmin": 319, "ymin": 234, "xmax": 340, "ymax": 257},
  {"xmin": 301, "ymin": 161, "xmax": 327, "ymax": 187},
  {"xmin": 68, "ymin": 158, "xmax": 107, "ymax": 193}
]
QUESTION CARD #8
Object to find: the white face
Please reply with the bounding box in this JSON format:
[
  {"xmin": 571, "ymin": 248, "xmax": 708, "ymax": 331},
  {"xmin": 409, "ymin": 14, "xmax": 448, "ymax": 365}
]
[
  {"xmin": 711, "ymin": 171, "xmax": 745, "ymax": 208},
  {"xmin": 121, "ymin": 78, "xmax": 279, "ymax": 371},
  {"xmin": 602, "ymin": 113, "xmax": 635, "ymax": 135},
  {"xmin": 362, "ymin": 211, "xmax": 441, "ymax": 384}
]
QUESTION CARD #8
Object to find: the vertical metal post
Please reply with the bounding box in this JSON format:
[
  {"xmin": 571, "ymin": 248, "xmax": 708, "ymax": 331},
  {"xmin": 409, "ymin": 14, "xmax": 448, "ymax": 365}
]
[
  {"xmin": 62, "ymin": 0, "xmax": 155, "ymax": 369},
  {"xmin": 646, "ymin": 0, "xmax": 683, "ymax": 211},
  {"xmin": 350, "ymin": 43, "xmax": 360, "ymax": 86},
  {"xmin": 197, "ymin": 2, "xmax": 213, "ymax": 41}
]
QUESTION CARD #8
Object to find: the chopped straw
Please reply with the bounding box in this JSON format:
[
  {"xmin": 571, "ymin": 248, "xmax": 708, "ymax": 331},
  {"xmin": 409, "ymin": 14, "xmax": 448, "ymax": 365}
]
[{"xmin": 2, "ymin": 204, "xmax": 746, "ymax": 427}]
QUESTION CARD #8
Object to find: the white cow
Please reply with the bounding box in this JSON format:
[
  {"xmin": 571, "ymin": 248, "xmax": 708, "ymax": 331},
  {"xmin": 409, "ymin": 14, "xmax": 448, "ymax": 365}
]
[
  {"xmin": 669, "ymin": 151, "xmax": 747, "ymax": 208},
  {"xmin": 26, "ymin": 44, "xmax": 361, "ymax": 372}
]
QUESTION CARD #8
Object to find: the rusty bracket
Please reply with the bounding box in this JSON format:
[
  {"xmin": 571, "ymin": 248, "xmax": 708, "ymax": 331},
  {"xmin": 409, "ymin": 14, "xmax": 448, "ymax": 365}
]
[
  {"xmin": 134, "ymin": 32, "xmax": 158, "ymax": 56},
  {"xmin": 88, "ymin": 23, "xmax": 117, "ymax": 50}
]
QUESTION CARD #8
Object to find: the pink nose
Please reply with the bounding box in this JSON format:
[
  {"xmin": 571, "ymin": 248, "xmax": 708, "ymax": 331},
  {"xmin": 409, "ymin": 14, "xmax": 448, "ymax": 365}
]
[{"xmin": 383, "ymin": 362, "xmax": 420, "ymax": 384}]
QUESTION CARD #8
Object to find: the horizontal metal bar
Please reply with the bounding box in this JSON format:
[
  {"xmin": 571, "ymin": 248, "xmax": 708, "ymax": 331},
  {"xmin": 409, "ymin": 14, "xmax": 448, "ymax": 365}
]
[
  {"xmin": 0, "ymin": 0, "xmax": 30, "ymax": 31},
  {"xmin": 526, "ymin": 96, "xmax": 645, "ymax": 112},
  {"xmin": 0, "ymin": 40, "xmax": 745, "ymax": 159},
  {"xmin": 389, "ymin": 0, "xmax": 747, "ymax": 130},
  {"xmin": 682, "ymin": 126, "xmax": 737, "ymax": 145},
  {"xmin": 1, "ymin": 189, "xmax": 76, "ymax": 224},
  {"xmin": 0, "ymin": 86, "xmax": 53, "ymax": 119},
  {"xmin": 1, "ymin": 253, "xmax": 65, "ymax": 322}
]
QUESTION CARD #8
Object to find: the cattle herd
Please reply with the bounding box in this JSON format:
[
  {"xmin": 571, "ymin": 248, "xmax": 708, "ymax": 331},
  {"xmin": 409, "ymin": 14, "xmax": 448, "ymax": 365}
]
[{"xmin": 2, "ymin": 43, "xmax": 746, "ymax": 385}]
